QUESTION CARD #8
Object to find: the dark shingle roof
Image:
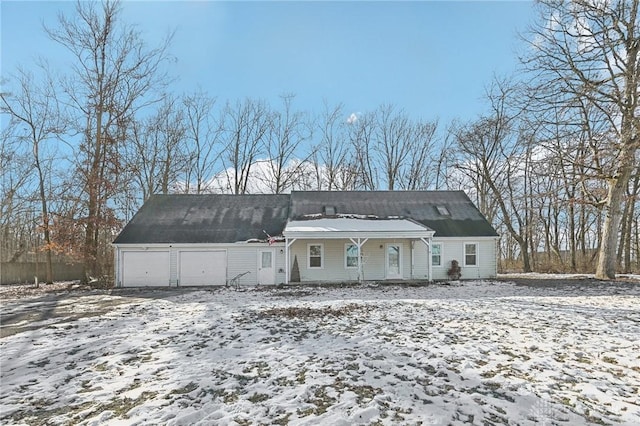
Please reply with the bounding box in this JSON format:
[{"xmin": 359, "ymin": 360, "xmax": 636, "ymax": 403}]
[
  {"xmin": 113, "ymin": 190, "xmax": 498, "ymax": 244},
  {"xmin": 113, "ymin": 194, "xmax": 291, "ymax": 244},
  {"xmin": 289, "ymin": 191, "xmax": 498, "ymax": 237}
]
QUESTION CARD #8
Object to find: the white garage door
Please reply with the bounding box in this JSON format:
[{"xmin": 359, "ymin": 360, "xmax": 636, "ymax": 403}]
[
  {"xmin": 122, "ymin": 250, "xmax": 170, "ymax": 287},
  {"xmin": 179, "ymin": 250, "xmax": 226, "ymax": 286}
]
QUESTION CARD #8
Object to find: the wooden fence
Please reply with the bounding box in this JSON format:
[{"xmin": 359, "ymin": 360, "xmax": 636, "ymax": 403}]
[{"xmin": 0, "ymin": 262, "xmax": 85, "ymax": 285}]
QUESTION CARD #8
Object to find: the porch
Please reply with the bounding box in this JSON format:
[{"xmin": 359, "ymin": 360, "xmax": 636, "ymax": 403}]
[{"xmin": 282, "ymin": 218, "xmax": 435, "ymax": 284}]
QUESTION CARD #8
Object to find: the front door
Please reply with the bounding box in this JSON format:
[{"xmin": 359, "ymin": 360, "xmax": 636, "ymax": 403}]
[
  {"xmin": 386, "ymin": 244, "xmax": 402, "ymax": 279},
  {"xmin": 257, "ymin": 249, "xmax": 275, "ymax": 285}
]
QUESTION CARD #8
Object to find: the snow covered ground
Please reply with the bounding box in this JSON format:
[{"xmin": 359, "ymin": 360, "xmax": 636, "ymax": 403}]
[{"xmin": 1, "ymin": 280, "xmax": 639, "ymax": 425}]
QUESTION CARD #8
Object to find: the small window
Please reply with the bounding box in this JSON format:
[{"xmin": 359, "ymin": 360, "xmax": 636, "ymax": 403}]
[
  {"xmin": 464, "ymin": 243, "xmax": 478, "ymax": 266},
  {"xmin": 432, "ymin": 243, "xmax": 442, "ymax": 267},
  {"xmin": 345, "ymin": 244, "xmax": 359, "ymax": 268},
  {"xmin": 308, "ymin": 244, "xmax": 323, "ymax": 269},
  {"xmin": 323, "ymin": 206, "xmax": 336, "ymax": 215},
  {"xmin": 436, "ymin": 205, "xmax": 450, "ymax": 216},
  {"xmin": 261, "ymin": 251, "xmax": 272, "ymax": 268}
]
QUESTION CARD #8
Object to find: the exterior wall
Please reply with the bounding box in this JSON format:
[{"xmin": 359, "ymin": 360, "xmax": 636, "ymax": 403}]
[
  {"xmin": 170, "ymin": 250, "xmax": 178, "ymax": 286},
  {"xmin": 288, "ymin": 238, "xmax": 413, "ymax": 282},
  {"xmin": 114, "ymin": 236, "xmax": 498, "ymax": 287},
  {"xmin": 287, "ymin": 237, "xmax": 498, "ymax": 282},
  {"xmin": 430, "ymin": 237, "xmax": 498, "ymax": 280},
  {"xmin": 227, "ymin": 246, "xmax": 255, "ymax": 286},
  {"xmin": 114, "ymin": 243, "xmax": 286, "ymax": 287},
  {"xmin": 411, "ymin": 241, "xmax": 430, "ymax": 280},
  {"xmin": 227, "ymin": 245, "xmax": 286, "ymax": 286}
]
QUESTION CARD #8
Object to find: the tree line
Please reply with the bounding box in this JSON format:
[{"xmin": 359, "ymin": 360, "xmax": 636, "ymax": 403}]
[{"xmin": 1, "ymin": 0, "xmax": 638, "ymax": 283}]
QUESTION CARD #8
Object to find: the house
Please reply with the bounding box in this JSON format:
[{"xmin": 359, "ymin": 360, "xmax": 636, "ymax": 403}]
[{"xmin": 112, "ymin": 191, "xmax": 499, "ymax": 287}]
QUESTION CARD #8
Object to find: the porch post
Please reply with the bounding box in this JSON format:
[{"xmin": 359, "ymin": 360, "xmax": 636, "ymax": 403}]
[
  {"xmin": 285, "ymin": 237, "xmax": 296, "ymax": 284},
  {"xmin": 357, "ymin": 238, "xmax": 363, "ymax": 283},
  {"xmin": 420, "ymin": 237, "xmax": 432, "ymax": 283},
  {"xmin": 349, "ymin": 237, "xmax": 368, "ymax": 283}
]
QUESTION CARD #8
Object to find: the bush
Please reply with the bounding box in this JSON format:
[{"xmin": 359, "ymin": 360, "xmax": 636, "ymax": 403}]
[{"xmin": 447, "ymin": 260, "xmax": 461, "ymax": 280}]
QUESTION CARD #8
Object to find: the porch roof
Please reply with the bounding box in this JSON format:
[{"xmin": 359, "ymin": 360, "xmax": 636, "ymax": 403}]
[{"xmin": 283, "ymin": 217, "xmax": 434, "ymax": 240}]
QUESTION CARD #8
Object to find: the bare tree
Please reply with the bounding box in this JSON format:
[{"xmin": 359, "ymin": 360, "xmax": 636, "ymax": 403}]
[
  {"xmin": 126, "ymin": 96, "xmax": 187, "ymax": 201},
  {"xmin": 347, "ymin": 105, "xmax": 439, "ymax": 191},
  {"xmin": 349, "ymin": 112, "xmax": 378, "ymax": 190},
  {"xmin": 45, "ymin": 0, "xmax": 172, "ymax": 279},
  {"xmin": 261, "ymin": 94, "xmax": 313, "ymax": 193},
  {"xmin": 220, "ymin": 98, "xmax": 270, "ymax": 194},
  {"xmin": 523, "ymin": 0, "xmax": 639, "ymax": 279},
  {"xmin": 310, "ymin": 102, "xmax": 357, "ymax": 190},
  {"xmin": 374, "ymin": 105, "xmax": 413, "ymax": 190},
  {"xmin": 401, "ymin": 120, "xmax": 439, "ymax": 190},
  {"xmin": 154, "ymin": 98, "xmax": 188, "ymax": 195},
  {"xmin": 1, "ymin": 69, "xmax": 66, "ymax": 283},
  {"xmin": 0, "ymin": 117, "xmax": 35, "ymax": 263},
  {"xmin": 452, "ymin": 81, "xmax": 533, "ymax": 271},
  {"xmin": 618, "ymin": 168, "xmax": 639, "ymax": 272},
  {"xmin": 182, "ymin": 90, "xmax": 221, "ymax": 194},
  {"xmin": 433, "ymin": 127, "xmax": 456, "ymax": 191}
]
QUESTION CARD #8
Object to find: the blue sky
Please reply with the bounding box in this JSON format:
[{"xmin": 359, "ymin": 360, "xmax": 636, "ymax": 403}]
[{"xmin": 1, "ymin": 1, "xmax": 534, "ymax": 125}]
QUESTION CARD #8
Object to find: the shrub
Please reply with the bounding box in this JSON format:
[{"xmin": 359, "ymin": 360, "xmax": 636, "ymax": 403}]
[{"xmin": 447, "ymin": 260, "xmax": 461, "ymax": 280}]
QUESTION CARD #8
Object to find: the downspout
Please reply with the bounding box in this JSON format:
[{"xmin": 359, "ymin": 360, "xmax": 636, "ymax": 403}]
[
  {"xmin": 427, "ymin": 237, "xmax": 432, "ymax": 283},
  {"xmin": 114, "ymin": 246, "xmax": 119, "ymax": 287},
  {"xmin": 285, "ymin": 237, "xmax": 289, "ymax": 284}
]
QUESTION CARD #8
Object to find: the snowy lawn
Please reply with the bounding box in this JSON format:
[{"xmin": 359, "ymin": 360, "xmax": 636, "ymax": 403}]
[{"xmin": 1, "ymin": 280, "xmax": 639, "ymax": 425}]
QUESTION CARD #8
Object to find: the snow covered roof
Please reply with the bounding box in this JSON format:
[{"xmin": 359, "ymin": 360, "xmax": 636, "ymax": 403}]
[
  {"xmin": 113, "ymin": 190, "xmax": 498, "ymax": 245},
  {"xmin": 289, "ymin": 191, "xmax": 498, "ymax": 237},
  {"xmin": 113, "ymin": 194, "xmax": 290, "ymax": 244},
  {"xmin": 284, "ymin": 218, "xmax": 434, "ymax": 239}
]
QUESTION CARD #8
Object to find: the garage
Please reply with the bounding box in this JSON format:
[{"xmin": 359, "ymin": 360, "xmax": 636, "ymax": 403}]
[
  {"xmin": 178, "ymin": 250, "xmax": 226, "ymax": 286},
  {"xmin": 121, "ymin": 250, "xmax": 170, "ymax": 287}
]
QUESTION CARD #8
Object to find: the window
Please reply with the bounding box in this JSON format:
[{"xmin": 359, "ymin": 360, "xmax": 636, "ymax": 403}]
[
  {"xmin": 261, "ymin": 251, "xmax": 272, "ymax": 268},
  {"xmin": 436, "ymin": 205, "xmax": 450, "ymax": 216},
  {"xmin": 464, "ymin": 243, "xmax": 478, "ymax": 266},
  {"xmin": 308, "ymin": 244, "xmax": 323, "ymax": 269},
  {"xmin": 345, "ymin": 244, "xmax": 359, "ymax": 268},
  {"xmin": 432, "ymin": 243, "xmax": 442, "ymax": 267}
]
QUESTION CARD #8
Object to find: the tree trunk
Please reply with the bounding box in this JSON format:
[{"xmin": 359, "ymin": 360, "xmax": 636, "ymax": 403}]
[
  {"xmin": 595, "ymin": 169, "xmax": 632, "ymax": 279},
  {"xmin": 568, "ymin": 201, "xmax": 577, "ymax": 272},
  {"xmin": 623, "ymin": 173, "xmax": 639, "ymax": 273},
  {"xmin": 38, "ymin": 177, "xmax": 54, "ymax": 284},
  {"xmin": 34, "ymin": 138, "xmax": 54, "ymax": 284},
  {"xmin": 84, "ymin": 110, "xmax": 103, "ymax": 282}
]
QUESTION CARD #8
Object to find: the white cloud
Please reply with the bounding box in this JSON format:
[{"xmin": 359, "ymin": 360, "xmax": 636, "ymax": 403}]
[{"xmin": 346, "ymin": 112, "xmax": 358, "ymax": 124}]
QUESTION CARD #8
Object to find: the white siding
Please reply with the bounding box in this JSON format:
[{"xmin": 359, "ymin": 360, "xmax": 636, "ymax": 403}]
[
  {"xmin": 227, "ymin": 244, "xmax": 286, "ymax": 286},
  {"xmin": 412, "ymin": 241, "xmax": 430, "ymax": 280},
  {"xmin": 114, "ymin": 236, "xmax": 497, "ymax": 287},
  {"xmin": 115, "ymin": 243, "xmax": 286, "ymax": 287},
  {"xmin": 288, "ymin": 238, "xmax": 412, "ymax": 282},
  {"xmin": 274, "ymin": 247, "xmax": 286, "ymax": 284},
  {"xmin": 430, "ymin": 237, "xmax": 498, "ymax": 280},
  {"xmin": 427, "ymin": 241, "xmax": 446, "ymax": 279},
  {"xmin": 227, "ymin": 246, "xmax": 258, "ymax": 286},
  {"xmin": 170, "ymin": 250, "xmax": 178, "ymax": 286},
  {"xmin": 286, "ymin": 237, "xmax": 496, "ymax": 283}
]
